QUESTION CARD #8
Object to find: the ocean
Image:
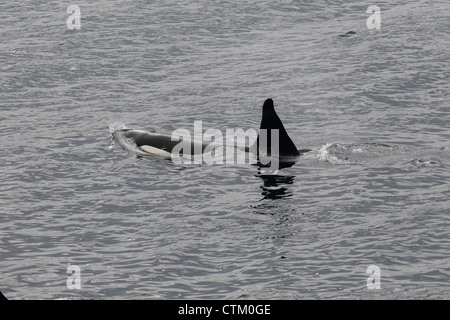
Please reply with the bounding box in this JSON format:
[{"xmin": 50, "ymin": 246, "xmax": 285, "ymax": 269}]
[{"xmin": 1, "ymin": 0, "xmax": 449, "ymax": 299}]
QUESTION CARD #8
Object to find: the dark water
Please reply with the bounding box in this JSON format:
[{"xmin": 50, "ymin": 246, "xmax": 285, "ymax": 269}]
[{"xmin": 1, "ymin": 0, "xmax": 449, "ymax": 299}]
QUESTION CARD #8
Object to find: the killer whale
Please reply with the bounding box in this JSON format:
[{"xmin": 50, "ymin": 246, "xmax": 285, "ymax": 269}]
[
  {"xmin": 117, "ymin": 129, "xmax": 210, "ymax": 156},
  {"xmin": 112, "ymin": 99, "xmax": 303, "ymax": 159}
]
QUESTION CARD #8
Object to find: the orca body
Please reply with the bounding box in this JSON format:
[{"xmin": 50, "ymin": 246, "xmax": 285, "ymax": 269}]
[
  {"xmin": 120, "ymin": 129, "xmax": 209, "ymax": 156},
  {"xmin": 256, "ymin": 98, "xmax": 300, "ymax": 157},
  {"xmin": 113, "ymin": 99, "xmax": 304, "ymax": 160}
]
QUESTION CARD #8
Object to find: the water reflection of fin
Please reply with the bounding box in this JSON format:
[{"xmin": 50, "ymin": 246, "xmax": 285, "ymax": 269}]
[{"xmin": 257, "ymin": 171, "xmax": 295, "ymax": 200}]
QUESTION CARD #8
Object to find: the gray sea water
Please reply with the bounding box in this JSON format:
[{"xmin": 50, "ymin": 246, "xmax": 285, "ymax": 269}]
[{"xmin": 1, "ymin": 0, "xmax": 449, "ymax": 300}]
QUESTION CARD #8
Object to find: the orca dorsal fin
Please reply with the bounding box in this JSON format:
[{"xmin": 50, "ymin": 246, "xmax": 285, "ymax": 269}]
[{"xmin": 257, "ymin": 99, "xmax": 300, "ymax": 157}]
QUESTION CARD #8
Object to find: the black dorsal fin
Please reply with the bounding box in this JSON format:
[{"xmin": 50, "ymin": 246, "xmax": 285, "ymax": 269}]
[{"xmin": 257, "ymin": 98, "xmax": 300, "ymax": 157}]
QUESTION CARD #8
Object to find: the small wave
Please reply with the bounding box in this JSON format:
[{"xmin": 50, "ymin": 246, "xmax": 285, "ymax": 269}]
[
  {"xmin": 313, "ymin": 142, "xmax": 403, "ymax": 165},
  {"xmin": 407, "ymin": 159, "xmax": 439, "ymax": 168},
  {"xmin": 315, "ymin": 143, "xmax": 353, "ymax": 165},
  {"xmin": 109, "ymin": 121, "xmax": 128, "ymax": 134}
]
